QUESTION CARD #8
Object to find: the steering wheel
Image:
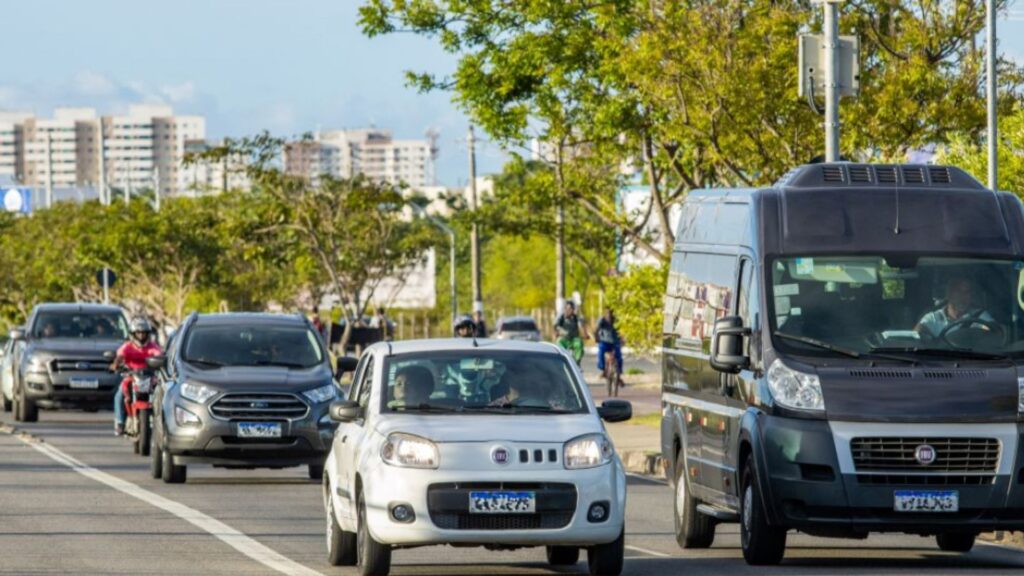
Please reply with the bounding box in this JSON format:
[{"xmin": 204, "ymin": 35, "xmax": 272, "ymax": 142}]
[{"xmin": 937, "ymin": 317, "xmax": 1005, "ymax": 347}]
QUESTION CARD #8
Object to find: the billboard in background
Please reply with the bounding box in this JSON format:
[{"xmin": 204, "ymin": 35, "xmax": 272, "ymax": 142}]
[{"xmin": 1, "ymin": 187, "xmax": 31, "ymax": 214}]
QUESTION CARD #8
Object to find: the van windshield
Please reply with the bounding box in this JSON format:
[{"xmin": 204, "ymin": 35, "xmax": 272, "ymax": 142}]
[{"xmin": 769, "ymin": 256, "xmax": 1024, "ymax": 359}]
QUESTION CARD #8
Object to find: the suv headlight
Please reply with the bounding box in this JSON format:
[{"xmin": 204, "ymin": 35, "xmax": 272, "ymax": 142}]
[
  {"xmin": 767, "ymin": 358, "xmax": 825, "ymax": 412},
  {"xmin": 564, "ymin": 433, "xmax": 613, "ymax": 469},
  {"xmin": 180, "ymin": 381, "xmax": 218, "ymax": 404},
  {"xmin": 302, "ymin": 383, "xmax": 337, "ymax": 404},
  {"xmin": 381, "ymin": 433, "xmax": 439, "ymax": 469}
]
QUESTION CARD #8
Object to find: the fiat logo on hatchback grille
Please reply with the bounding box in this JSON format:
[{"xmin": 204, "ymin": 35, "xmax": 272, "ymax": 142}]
[
  {"xmin": 491, "ymin": 447, "xmax": 510, "ymax": 465},
  {"xmin": 915, "ymin": 444, "xmax": 937, "ymax": 466}
]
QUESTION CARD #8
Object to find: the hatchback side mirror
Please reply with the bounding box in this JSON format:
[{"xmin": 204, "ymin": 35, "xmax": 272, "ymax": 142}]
[
  {"xmin": 710, "ymin": 315, "xmax": 751, "ymax": 374},
  {"xmin": 597, "ymin": 399, "xmax": 632, "ymax": 423},
  {"xmin": 329, "ymin": 400, "xmax": 363, "ymax": 423},
  {"xmin": 9, "ymin": 328, "xmax": 25, "ymax": 341},
  {"xmin": 146, "ymin": 355, "xmax": 167, "ymax": 370}
]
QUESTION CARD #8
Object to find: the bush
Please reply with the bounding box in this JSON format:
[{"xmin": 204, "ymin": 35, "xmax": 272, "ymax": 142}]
[{"xmin": 604, "ymin": 265, "xmax": 667, "ymax": 356}]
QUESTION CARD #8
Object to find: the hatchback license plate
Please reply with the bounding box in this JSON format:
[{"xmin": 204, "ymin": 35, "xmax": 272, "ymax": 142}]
[
  {"xmin": 469, "ymin": 491, "xmax": 536, "ymax": 514},
  {"xmin": 894, "ymin": 490, "xmax": 958, "ymax": 512},
  {"xmin": 69, "ymin": 378, "xmax": 99, "ymax": 389},
  {"xmin": 237, "ymin": 422, "xmax": 282, "ymax": 439}
]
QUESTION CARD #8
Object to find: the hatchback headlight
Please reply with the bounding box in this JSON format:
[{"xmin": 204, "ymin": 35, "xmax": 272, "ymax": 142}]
[
  {"xmin": 381, "ymin": 433, "xmax": 439, "ymax": 469},
  {"xmin": 564, "ymin": 433, "xmax": 613, "ymax": 469},
  {"xmin": 767, "ymin": 358, "xmax": 825, "ymax": 412},
  {"xmin": 302, "ymin": 383, "xmax": 337, "ymax": 404},
  {"xmin": 180, "ymin": 381, "xmax": 218, "ymax": 404}
]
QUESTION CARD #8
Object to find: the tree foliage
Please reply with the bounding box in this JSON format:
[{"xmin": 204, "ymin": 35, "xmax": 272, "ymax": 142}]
[
  {"xmin": 937, "ymin": 103, "xmax": 1024, "ymax": 195},
  {"xmin": 604, "ymin": 265, "xmax": 667, "ymax": 355}
]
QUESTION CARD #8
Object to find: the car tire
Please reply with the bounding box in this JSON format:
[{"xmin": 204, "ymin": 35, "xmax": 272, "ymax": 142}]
[
  {"xmin": 309, "ymin": 463, "xmax": 325, "ymax": 480},
  {"xmin": 674, "ymin": 454, "xmax": 715, "ymax": 548},
  {"xmin": 936, "ymin": 533, "xmax": 975, "ymax": 552},
  {"xmin": 546, "ymin": 546, "xmax": 580, "ymax": 566},
  {"xmin": 14, "ymin": 381, "xmax": 38, "ymax": 423},
  {"xmin": 740, "ymin": 457, "xmax": 786, "ymax": 565},
  {"xmin": 161, "ymin": 449, "xmax": 187, "ymax": 484},
  {"xmin": 326, "ymin": 485, "xmax": 357, "ymax": 566},
  {"xmin": 356, "ymin": 489, "xmax": 391, "ymax": 576},
  {"xmin": 138, "ymin": 409, "xmax": 152, "ymax": 457},
  {"xmin": 151, "ymin": 442, "xmax": 163, "ymax": 479},
  {"xmin": 587, "ymin": 527, "xmax": 624, "ymax": 576},
  {"xmin": 2, "ymin": 393, "xmax": 12, "ymax": 413}
]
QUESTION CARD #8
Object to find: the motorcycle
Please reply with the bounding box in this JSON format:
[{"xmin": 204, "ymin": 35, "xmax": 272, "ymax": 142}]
[{"xmin": 119, "ymin": 359, "xmax": 161, "ymax": 456}]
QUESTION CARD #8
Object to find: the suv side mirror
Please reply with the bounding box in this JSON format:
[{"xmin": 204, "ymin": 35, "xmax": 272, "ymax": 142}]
[
  {"xmin": 597, "ymin": 399, "xmax": 632, "ymax": 423},
  {"xmin": 710, "ymin": 315, "xmax": 751, "ymax": 374},
  {"xmin": 329, "ymin": 400, "xmax": 363, "ymax": 423},
  {"xmin": 146, "ymin": 355, "xmax": 167, "ymax": 370},
  {"xmin": 9, "ymin": 328, "xmax": 25, "ymax": 341}
]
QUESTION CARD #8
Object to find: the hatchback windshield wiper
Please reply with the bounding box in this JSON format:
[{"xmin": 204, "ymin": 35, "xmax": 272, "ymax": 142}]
[
  {"xmin": 390, "ymin": 403, "xmax": 463, "ymax": 413},
  {"xmin": 462, "ymin": 404, "xmax": 577, "ymax": 415},
  {"xmin": 774, "ymin": 332, "xmax": 915, "ymax": 364},
  {"xmin": 870, "ymin": 346, "xmax": 1009, "ymax": 361}
]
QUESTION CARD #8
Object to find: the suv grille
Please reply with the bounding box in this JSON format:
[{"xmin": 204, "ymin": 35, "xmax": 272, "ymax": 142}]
[
  {"xmin": 210, "ymin": 393, "xmax": 308, "ymax": 420},
  {"xmin": 851, "ymin": 437, "xmax": 999, "ymax": 473}
]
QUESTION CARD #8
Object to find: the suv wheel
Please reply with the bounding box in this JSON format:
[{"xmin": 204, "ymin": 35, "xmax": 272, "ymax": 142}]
[
  {"xmin": 674, "ymin": 455, "xmax": 715, "ymax": 548},
  {"xmin": 326, "ymin": 485, "xmax": 356, "ymax": 566},
  {"xmin": 936, "ymin": 533, "xmax": 976, "ymax": 552},
  {"xmin": 740, "ymin": 457, "xmax": 786, "ymax": 565},
  {"xmin": 356, "ymin": 489, "xmax": 391, "ymax": 576},
  {"xmin": 586, "ymin": 527, "xmax": 624, "ymax": 576},
  {"xmin": 150, "ymin": 423, "xmax": 164, "ymax": 479},
  {"xmin": 161, "ymin": 449, "xmax": 187, "ymax": 484}
]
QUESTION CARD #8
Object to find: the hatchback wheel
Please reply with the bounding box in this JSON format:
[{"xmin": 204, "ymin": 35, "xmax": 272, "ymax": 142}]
[
  {"xmin": 356, "ymin": 489, "xmax": 391, "ymax": 576},
  {"xmin": 936, "ymin": 533, "xmax": 976, "ymax": 552},
  {"xmin": 546, "ymin": 546, "xmax": 580, "ymax": 566},
  {"xmin": 587, "ymin": 527, "xmax": 624, "ymax": 576},
  {"xmin": 325, "ymin": 486, "xmax": 356, "ymax": 566}
]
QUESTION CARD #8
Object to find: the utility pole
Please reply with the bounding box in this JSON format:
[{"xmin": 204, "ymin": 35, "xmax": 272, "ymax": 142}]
[
  {"xmin": 554, "ymin": 142, "xmax": 566, "ymax": 313},
  {"xmin": 153, "ymin": 166, "xmax": 161, "ymax": 212},
  {"xmin": 44, "ymin": 131, "xmax": 53, "ymax": 209},
  {"xmin": 97, "ymin": 121, "xmax": 108, "ymax": 205},
  {"xmin": 468, "ymin": 126, "xmax": 482, "ymax": 314},
  {"xmin": 823, "ymin": 0, "xmax": 840, "ymax": 162},
  {"xmin": 986, "ymin": 0, "xmax": 998, "ymax": 190}
]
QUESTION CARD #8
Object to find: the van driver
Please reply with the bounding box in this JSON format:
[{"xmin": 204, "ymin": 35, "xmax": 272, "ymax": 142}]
[{"xmin": 914, "ymin": 277, "xmax": 995, "ymax": 339}]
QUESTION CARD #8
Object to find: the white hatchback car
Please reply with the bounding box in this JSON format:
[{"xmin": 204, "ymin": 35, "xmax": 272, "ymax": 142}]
[{"xmin": 323, "ymin": 339, "xmax": 633, "ymax": 576}]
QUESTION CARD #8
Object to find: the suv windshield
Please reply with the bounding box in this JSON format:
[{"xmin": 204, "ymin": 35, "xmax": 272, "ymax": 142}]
[
  {"xmin": 770, "ymin": 255, "xmax": 1024, "ymax": 359},
  {"xmin": 383, "ymin": 351, "xmax": 586, "ymax": 414},
  {"xmin": 183, "ymin": 324, "xmax": 324, "ymax": 368},
  {"xmin": 33, "ymin": 311, "xmax": 128, "ymax": 339}
]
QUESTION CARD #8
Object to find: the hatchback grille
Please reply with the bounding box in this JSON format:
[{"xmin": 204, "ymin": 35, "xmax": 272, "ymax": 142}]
[
  {"xmin": 210, "ymin": 393, "xmax": 308, "ymax": 420},
  {"xmin": 427, "ymin": 482, "xmax": 577, "ymax": 531},
  {"xmin": 430, "ymin": 512, "xmax": 573, "ymax": 530},
  {"xmin": 851, "ymin": 437, "xmax": 999, "ymax": 473}
]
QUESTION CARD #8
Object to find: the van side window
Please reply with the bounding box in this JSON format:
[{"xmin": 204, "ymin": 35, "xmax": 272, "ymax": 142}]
[{"xmin": 665, "ymin": 252, "xmax": 736, "ymax": 351}]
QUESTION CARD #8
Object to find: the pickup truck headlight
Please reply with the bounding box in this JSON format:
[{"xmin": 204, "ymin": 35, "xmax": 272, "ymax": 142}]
[
  {"xmin": 564, "ymin": 433, "xmax": 613, "ymax": 469},
  {"xmin": 180, "ymin": 381, "xmax": 218, "ymax": 404},
  {"xmin": 25, "ymin": 356, "xmax": 49, "ymax": 374},
  {"xmin": 767, "ymin": 358, "xmax": 825, "ymax": 412},
  {"xmin": 381, "ymin": 433, "xmax": 439, "ymax": 469},
  {"xmin": 302, "ymin": 383, "xmax": 337, "ymax": 404}
]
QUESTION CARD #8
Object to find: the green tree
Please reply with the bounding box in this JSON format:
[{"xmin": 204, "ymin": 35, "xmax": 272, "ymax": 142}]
[
  {"xmin": 937, "ymin": 103, "xmax": 1024, "ymax": 195},
  {"xmin": 604, "ymin": 265, "xmax": 667, "ymax": 355}
]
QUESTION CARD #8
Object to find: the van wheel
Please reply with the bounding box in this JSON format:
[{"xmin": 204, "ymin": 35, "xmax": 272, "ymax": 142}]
[
  {"xmin": 740, "ymin": 457, "xmax": 786, "ymax": 565},
  {"xmin": 161, "ymin": 450, "xmax": 187, "ymax": 484},
  {"xmin": 356, "ymin": 489, "xmax": 391, "ymax": 576},
  {"xmin": 936, "ymin": 533, "xmax": 975, "ymax": 552},
  {"xmin": 587, "ymin": 527, "xmax": 624, "ymax": 576},
  {"xmin": 309, "ymin": 463, "xmax": 325, "ymax": 480},
  {"xmin": 326, "ymin": 487, "xmax": 357, "ymax": 566},
  {"xmin": 546, "ymin": 546, "xmax": 579, "ymax": 565},
  {"xmin": 674, "ymin": 455, "xmax": 715, "ymax": 548}
]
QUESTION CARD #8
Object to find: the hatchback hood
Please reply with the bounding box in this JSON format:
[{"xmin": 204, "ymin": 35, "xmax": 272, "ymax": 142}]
[
  {"xmin": 374, "ymin": 413, "xmax": 602, "ymax": 444},
  {"xmin": 181, "ymin": 364, "xmax": 332, "ymax": 392},
  {"xmin": 29, "ymin": 338, "xmax": 121, "ymax": 356}
]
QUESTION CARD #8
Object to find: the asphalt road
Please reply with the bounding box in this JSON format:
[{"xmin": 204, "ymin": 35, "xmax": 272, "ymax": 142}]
[{"xmin": 3, "ymin": 410, "xmax": 1024, "ymax": 575}]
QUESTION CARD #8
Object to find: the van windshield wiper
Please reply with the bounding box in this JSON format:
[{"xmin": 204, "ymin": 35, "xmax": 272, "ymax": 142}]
[
  {"xmin": 870, "ymin": 346, "xmax": 1009, "ymax": 361},
  {"xmin": 774, "ymin": 332, "xmax": 915, "ymax": 364}
]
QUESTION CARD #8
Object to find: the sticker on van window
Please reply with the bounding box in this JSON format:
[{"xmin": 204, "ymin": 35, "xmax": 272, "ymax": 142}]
[
  {"xmin": 790, "ymin": 307, "xmax": 802, "ymax": 316},
  {"xmin": 775, "ymin": 283, "xmax": 800, "ymax": 297},
  {"xmin": 774, "ymin": 296, "xmax": 791, "ymax": 314},
  {"xmin": 795, "ymin": 258, "xmax": 814, "ymax": 275}
]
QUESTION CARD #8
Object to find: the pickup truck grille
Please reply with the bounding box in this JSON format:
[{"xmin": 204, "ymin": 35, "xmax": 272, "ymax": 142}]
[
  {"xmin": 210, "ymin": 393, "xmax": 308, "ymax": 420},
  {"xmin": 51, "ymin": 359, "xmax": 110, "ymax": 373},
  {"xmin": 851, "ymin": 437, "xmax": 999, "ymax": 473}
]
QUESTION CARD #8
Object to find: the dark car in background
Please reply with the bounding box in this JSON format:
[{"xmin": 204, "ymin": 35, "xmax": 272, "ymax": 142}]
[
  {"xmin": 9, "ymin": 303, "xmax": 128, "ymax": 422},
  {"xmin": 152, "ymin": 312, "xmax": 348, "ymax": 484}
]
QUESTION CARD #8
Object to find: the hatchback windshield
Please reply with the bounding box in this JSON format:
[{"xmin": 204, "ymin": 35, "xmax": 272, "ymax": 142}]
[
  {"xmin": 383, "ymin": 351, "xmax": 586, "ymax": 414},
  {"xmin": 770, "ymin": 255, "xmax": 1024, "ymax": 359},
  {"xmin": 183, "ymin": 324, "xmax": 324, "ymax": 368},
  {"xmin": 33, "ymin": 312, "xmax": 128, "ymax": 339}
]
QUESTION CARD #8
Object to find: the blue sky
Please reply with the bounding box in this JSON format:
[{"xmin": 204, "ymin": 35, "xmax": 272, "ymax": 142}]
[{"xmin": 0, "ymin": 1, "xmax": 1021, "ymax": 186}]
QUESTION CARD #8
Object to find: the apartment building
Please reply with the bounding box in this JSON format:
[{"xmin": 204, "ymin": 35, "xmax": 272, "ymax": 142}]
[
  {"xmin": 180, "ymin": 138, "xmax": 251, "ymax": 195},
  {"xmin": 284, "ymin": 128, "xmax": 436, "ymax": 189}
]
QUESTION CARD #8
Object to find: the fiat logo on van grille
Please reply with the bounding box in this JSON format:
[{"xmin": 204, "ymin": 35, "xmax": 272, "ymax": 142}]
[
  {"xmin": 491, "ymin": 447, "xmax": 510, "ymax": 465},
  {"xmin": 915, "ymin": 444, "xmax": 937, "ymax": 466}
]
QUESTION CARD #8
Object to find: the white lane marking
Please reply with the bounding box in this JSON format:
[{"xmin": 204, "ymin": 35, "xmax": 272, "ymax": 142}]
[
  {"xmin": 19, "ymin": 436, "xmax": 324, "ymax": 576},
  {"xmin": 625, "ymin": 544, "xmax": 672, "ymax": 558}
]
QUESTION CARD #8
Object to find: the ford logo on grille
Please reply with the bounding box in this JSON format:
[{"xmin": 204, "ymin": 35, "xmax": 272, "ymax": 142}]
[
  {"xmin": 915, "ymin": 444, "xmax": 937, "ymax": 466},
  {"xmin": 491, "ymin": 447, "xmax": 510, "ymax": 465},
  {"xmin": 76, "ymin": 362, "xmax": 92, "ymax": 370}
]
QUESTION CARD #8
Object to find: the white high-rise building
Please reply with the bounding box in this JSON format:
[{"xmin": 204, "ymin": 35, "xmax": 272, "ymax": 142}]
[
  {"xmin": 284, "ymin": 128, "xmax": 436, "ymax": 189},
  {"xmin": 0, "ymin": 111, "xmax": 31, "ymax": 176}
]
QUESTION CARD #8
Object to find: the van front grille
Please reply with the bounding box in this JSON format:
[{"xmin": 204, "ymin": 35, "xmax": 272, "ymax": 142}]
[
  {"xmin": 210, "ymin": 393, "xmax": 308, "ymax": 420},
  {"xmin": 851, "ymin": 437, "xmax": 999, "ymax": 473}
]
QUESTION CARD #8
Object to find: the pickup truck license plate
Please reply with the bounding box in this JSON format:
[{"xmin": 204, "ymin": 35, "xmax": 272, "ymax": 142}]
[
  {"xmin": 469, "ymin": 491, "xmax": 536, "ymax": 514},
  {"xmin": 894, "ymin": 490, "xmax": 958, "ymax": 512},
  {"xmin": 69, "ymin": 378, "xmax": 99, "ymax": 389},
  {"xmin": 237, "ymin": 422, "xmax": 282, "ymax": 439}
]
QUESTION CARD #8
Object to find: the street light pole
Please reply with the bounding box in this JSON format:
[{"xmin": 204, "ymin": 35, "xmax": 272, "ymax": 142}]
[
  {"xmin": 986, "ymin": 0, "xmax": 998, "ymax": 190},
  {"xmin": 467, "ymin": 126, "xmax": 482, "ymax": 314},
  {"xmin": 823, "ymin": 0, "xmax": 841, "ymax": 162}
]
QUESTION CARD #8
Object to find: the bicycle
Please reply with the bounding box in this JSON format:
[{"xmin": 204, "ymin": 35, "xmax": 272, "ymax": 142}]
[{"xmin": 603, "ymin": 348, "xmax": 620, "ymax": 397}]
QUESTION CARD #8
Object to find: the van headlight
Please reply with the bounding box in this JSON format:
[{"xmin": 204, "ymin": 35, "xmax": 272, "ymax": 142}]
[
  {"xmin": 180, "ymin": 381, "xmax": 218, "ymax": 404},
  {"xmin": 381, "ymin": 433, "xmax": 439, "ymax": 469},
  {"xmin": 767, "ymin": 358, "xmax": 825, "ymax": 412},
  {"xmin": 564, "ymin": 433, "xmax": 613, "ymax": 469},
  {"xmin": 302, "ymin": 383, "xmax": 337, "ymax": 404}
]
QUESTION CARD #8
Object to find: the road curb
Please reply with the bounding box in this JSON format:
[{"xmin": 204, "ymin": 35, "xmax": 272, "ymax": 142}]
[
  {"xmin": 981, "ymin": 531, "xmax": 1024, "ymax": 548},
  {"xmin": 619, "ymin": 449, "xmax": 665, "ymax": 477}
]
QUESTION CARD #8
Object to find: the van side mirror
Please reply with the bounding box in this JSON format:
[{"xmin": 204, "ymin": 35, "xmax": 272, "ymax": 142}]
[
  {"xmin": 710, "ymin": 315, "xmax": 751, "ymax": 374},
  {"xmin": 146, "ymin": 355, "xmax": 167, "ymax": 370},
  {"xmin": 329, "ymin": 400, "xmax": 363, "ymax": 423},
  {"xmin": 8, "ymin": 328, "xmax": 25, "ymax": 341},
  {"xmin": 597, "ymin": 399, "xmax": 632, "ymax": 423}
]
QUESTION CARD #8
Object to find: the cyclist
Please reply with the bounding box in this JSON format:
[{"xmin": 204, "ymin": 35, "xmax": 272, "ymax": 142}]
[
  {"xmin": 555, "ymin": 301, "xmax": 590, "ymax": 365},
  {"xmin": 596, "ymin": 307, "xmax": 624, "ymax": 387}
]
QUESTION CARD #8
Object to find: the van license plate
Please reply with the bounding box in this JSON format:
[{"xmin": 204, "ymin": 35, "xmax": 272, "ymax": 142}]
[
  {"xmin": 237, "ymin": 422, "xmax": 282, "ymax": 439},
  {"xmin": 469, "ymin": 491, "xmax": 536, "ymax": 514},
  {"xmin": 894, "ymin": 490, "xmax": 958, "ymax": 512},
  {"xmin": 69, "ymin": 378, "xmax": 99, "ymax": 389}
]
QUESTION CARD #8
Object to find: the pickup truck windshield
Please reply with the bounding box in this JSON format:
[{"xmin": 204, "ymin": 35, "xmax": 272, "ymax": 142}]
[
  {"xmin": 32, "ymin": 312, "xmax": 128, "ymax": 339},
  {"xmin": 383, "ymin": 351, "xmax": 586, "ymax": 414},
  {"xmin": 769, "ymin": 255, "xmax": 1024, "ymax": 359}
]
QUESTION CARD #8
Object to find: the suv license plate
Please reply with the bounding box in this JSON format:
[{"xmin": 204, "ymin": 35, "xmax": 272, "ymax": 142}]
[
  {"xmin": 894, "ymin": 490, "xmax": 958, "ymax": 512},
  {"xmin": 469, "ymin": 491, "xmax": 536, "ymax": 514},
  {"xmin": 69, "ymin": 378, "xmax": 99, "ymax": 389},
  {"xmin": 237, "ymin": 422, "xmax": 282, "ymax": 439}
]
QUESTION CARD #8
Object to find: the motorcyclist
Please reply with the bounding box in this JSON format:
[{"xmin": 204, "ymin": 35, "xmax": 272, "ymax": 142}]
[
  {"xmin": 453, "ymin": 314, "xmax": 475, "ymax": 338},
  {"xmin": 109, "ymin": 317, "xmax": 162, "ymax": 436},
  {"xmin": 555, "ymin": 301, "xmax": 590, "ymax": 365}
]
